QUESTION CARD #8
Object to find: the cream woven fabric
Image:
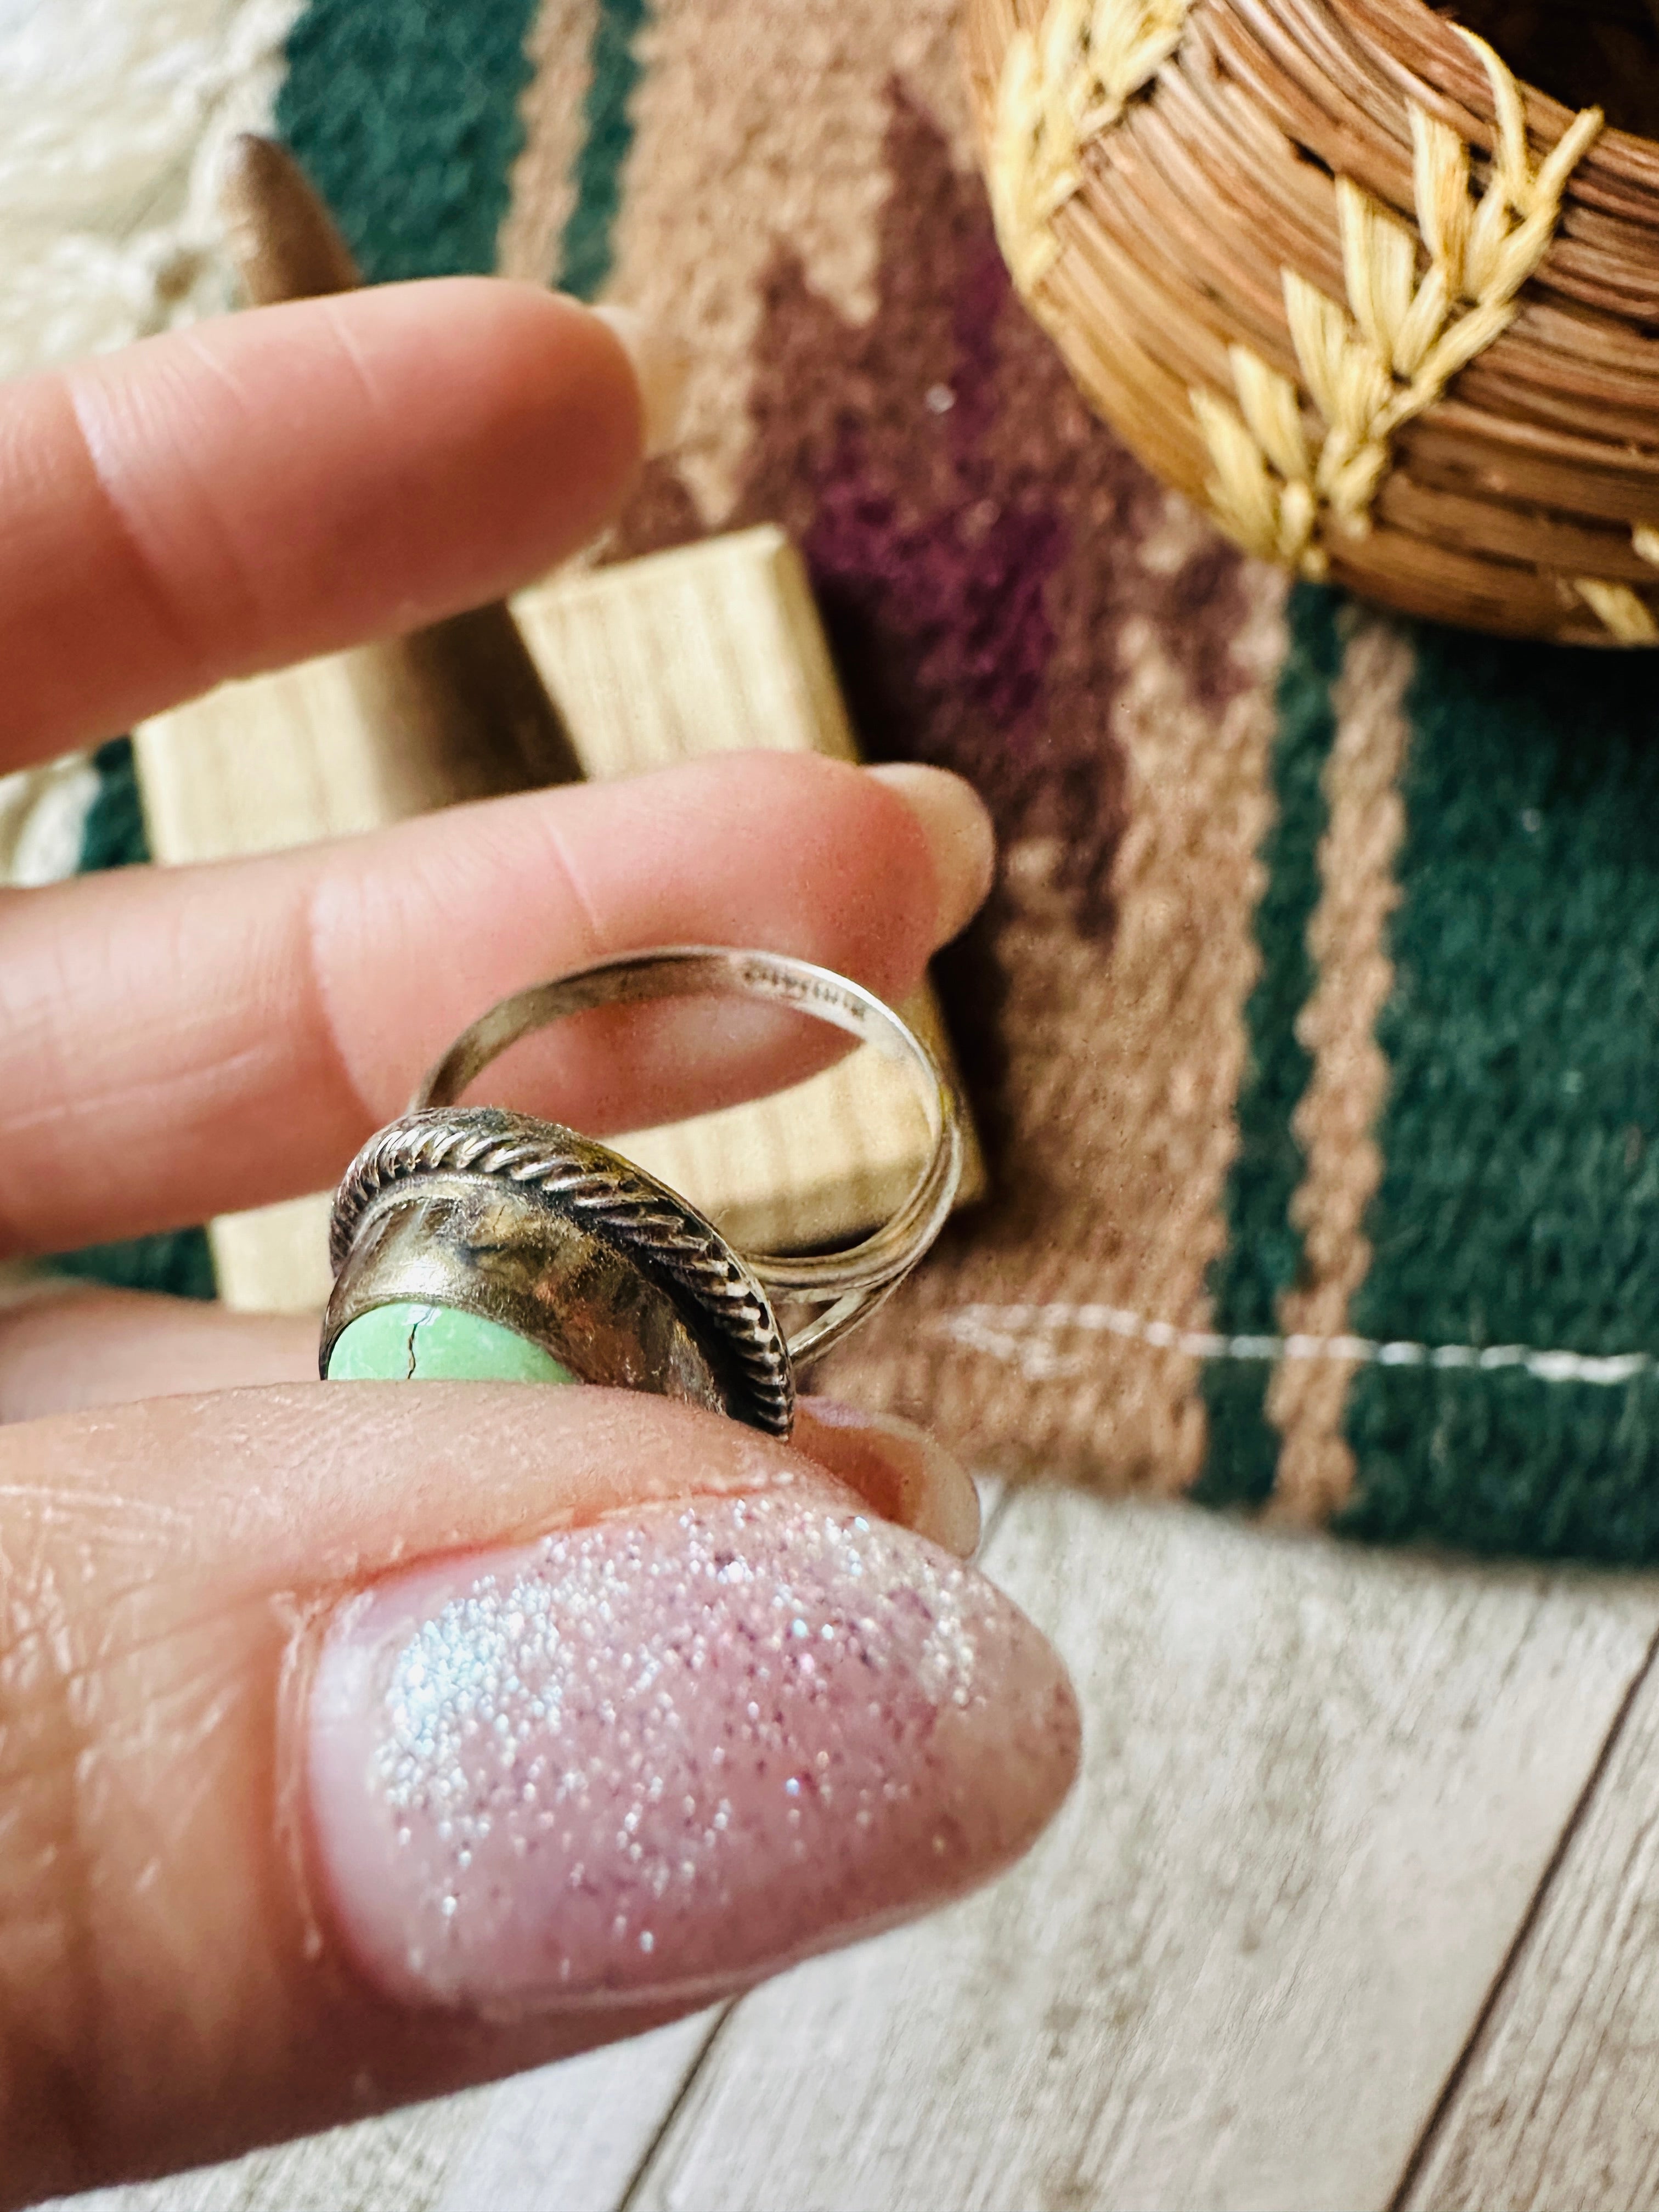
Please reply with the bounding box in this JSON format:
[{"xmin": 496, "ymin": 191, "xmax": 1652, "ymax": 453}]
[{"xmin": 0, "ymin": 0, "xmax": 297, "ymax": 883}]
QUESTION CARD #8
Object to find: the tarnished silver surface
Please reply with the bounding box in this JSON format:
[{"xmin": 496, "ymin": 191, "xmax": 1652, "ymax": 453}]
[
  {"xmin": 324, "ymin": 947, "xmax": 964, "ymax": 1430},
  {"xmin": 324, "ymin": 1108, "xmax": 794, "ymax": 1434}
]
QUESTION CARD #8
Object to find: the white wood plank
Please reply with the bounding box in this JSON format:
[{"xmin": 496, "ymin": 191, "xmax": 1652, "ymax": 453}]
[
  {"xmin": 208, "ymin": 1193, "xmax": 334, "ymax": 1319},
  {"xmin": 47, "ymin": 2011, "xmax": 715, "ymax": 2212},
  {"xmin": 1397, "ymin": 1629, "xmax": 1659, "ymax": 2212},
  {"xmin": 627, "ymin": 1493, "xmax": 1659, "ymax": 2212},
  {"xmin": 425, "ymin": 2013, "xmax": 719, "ymax": 2212}
]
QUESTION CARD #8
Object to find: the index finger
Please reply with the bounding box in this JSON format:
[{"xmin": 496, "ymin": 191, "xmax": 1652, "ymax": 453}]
[{"xmin": 0, "ymin": 279, "xmax": 643, "ymax": 769}]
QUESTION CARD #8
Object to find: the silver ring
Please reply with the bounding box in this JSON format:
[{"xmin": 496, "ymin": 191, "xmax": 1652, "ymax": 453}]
[{"xmin": 321, "ymin": 947, "xmax": 964, "ymax": 1435}]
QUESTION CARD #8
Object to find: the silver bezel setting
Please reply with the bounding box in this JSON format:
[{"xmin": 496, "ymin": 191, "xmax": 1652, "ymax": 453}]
[
  {"xmin": 324, "ymin": 1107, "xmax": 794, "ymax": 1434},
  {"xmin": 323, "ymin": 946, "xmax": 966, "ymax": 1431}
]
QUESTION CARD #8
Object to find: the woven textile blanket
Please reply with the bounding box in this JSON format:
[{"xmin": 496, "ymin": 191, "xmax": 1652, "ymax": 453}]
[{"xmin": 12, "ymin": 0, "xmax": 1659, "ymax": 1565}]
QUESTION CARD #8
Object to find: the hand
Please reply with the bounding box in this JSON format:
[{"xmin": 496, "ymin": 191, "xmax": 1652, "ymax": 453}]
[{"xmin": 0, "ymin": 279, "xmax": 1079, "ymax": 2205}]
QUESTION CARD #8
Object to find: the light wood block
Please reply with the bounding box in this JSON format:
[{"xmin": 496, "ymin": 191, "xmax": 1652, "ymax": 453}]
[
  {"xmin": 137, "ymin": 650, "xmax": 454, "ymax": 863},
  {"xmin": 134, "ymin": 527, "xmax": 981, "ymax": 1312}
]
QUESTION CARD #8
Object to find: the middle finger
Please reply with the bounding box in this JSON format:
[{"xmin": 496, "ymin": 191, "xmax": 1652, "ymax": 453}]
[{"xmin": 0, "ymin": 751, "xmax": 986, "ymax": 1257}]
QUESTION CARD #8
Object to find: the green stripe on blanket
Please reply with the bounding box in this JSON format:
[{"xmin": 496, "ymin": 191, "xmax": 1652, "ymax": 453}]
[
  {"xmin": 1339, "ymin": 628, "xmax": 1659, "ymax": 1562},
  {"xmin": 558, "ymin": 0, "xmax": 649, "ymax": 298},
  {"xmin": 1194, "ymin": 585, "xmax": 1341, "ymax": 1509},
  {"xmin": 276, "ymin": 0, "xmax": 543, "ymax": 281}
]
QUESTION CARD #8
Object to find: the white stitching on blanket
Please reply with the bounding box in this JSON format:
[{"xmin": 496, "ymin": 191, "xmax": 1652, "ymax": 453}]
[{"xmin": 927, "ymin": 1302, "xmax": 1656, "ymax": 1387}]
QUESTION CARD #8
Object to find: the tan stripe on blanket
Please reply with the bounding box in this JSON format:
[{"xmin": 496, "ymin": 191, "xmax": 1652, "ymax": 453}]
[
  {"xmin": 496, "ymin": 0, "xmax": 600, "ymax": 284},
  {"xmin": 829, "ymin": 559, "xmax": 1290, "ymax": 1491},
  {"xmin": 596, "ymin": 0, "xmax": 972, "ymax": 523},
  {"xmin": 1267, "ymin": 611, "xmax": 1414, "ymax": 1521}
]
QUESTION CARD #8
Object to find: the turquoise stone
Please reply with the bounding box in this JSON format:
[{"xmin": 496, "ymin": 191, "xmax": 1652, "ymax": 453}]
[{"xmin": 326, "ymin": 1301, "xmax": 579, "ymax": 1384}]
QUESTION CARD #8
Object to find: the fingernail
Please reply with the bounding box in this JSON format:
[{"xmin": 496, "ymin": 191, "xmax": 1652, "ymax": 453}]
[
  {"xmin": 794, "ymin": 1395, "xmax": 981, "ymax": 1558},
  {"xmin": 308, "ymin": 1490, "xmax": 1077, "ymax": 2012},
  {"xmin": 867, "ymin": 763, "xmax": 996, "ymax": 943},
  {"xmin": 590, "ymin": 304, "xmax": 689, "ymax": 458}
]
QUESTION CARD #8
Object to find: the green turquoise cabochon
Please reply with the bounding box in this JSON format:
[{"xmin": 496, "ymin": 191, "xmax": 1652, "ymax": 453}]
[{"xmin": 325, "ymin": 1301, "xmax": 578, "ymax": 1384}]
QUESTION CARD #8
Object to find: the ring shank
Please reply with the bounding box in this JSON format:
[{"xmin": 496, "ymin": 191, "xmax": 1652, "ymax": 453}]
[{"xmin": 414, "ymin": 947, "xmax": 965, "ymax": 1363}]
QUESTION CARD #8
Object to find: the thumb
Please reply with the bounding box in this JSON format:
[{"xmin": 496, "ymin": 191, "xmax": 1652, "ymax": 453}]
[{"xmin": 0, "ymin": 1385, "xmax": 1076, "ymax": 2203}]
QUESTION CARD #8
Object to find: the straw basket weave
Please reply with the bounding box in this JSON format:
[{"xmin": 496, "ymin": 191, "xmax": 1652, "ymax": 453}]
[{"xmin": 966, "ymin": 0, "xmax": 1659, "ymax": 642}]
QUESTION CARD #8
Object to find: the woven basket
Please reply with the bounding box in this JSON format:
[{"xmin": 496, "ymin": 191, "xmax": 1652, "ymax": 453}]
[{"xmin": 965, "ymin": 0, "xmax": 1659, "ymax": 643}]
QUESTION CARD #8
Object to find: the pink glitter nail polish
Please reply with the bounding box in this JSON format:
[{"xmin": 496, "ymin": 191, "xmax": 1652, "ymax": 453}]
[{"xmin": 308, "ymin": 1490, "xmax": 1079, "ymax": 2012}]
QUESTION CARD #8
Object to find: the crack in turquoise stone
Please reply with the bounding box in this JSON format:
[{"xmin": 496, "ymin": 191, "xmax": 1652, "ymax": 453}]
[{"xmin": 327, "ymin": 1302, "xmax": 579, "ymax": 1385}]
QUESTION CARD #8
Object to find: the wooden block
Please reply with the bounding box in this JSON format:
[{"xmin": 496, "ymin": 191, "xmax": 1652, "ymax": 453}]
[
  {"xmin": 134, "ymin": 623, "xmax": 564, "ymax": 861},
  {"xmin": 512, "ymin": 528, "xmax": 860, "ymax": 777},
  {"xmin": 206, "ymin": 1194, "xmax": 340, "ymax": 1321},
  {"xmin": 134, "ymin": 527, "xmax": 983, "ymax": 1313}
]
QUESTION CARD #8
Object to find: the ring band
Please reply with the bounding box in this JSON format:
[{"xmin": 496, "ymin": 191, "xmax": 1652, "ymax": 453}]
[{"xmin": 321, "ymin": 947, "xmax": 965, "ymax": 1435}]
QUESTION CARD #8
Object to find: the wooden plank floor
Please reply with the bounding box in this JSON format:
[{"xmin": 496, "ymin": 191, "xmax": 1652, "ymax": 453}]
[
  {"xmin": 59, "ymin": 1490, "xmax": 1659, "ymax": 2212},
  {"xmin": 1400, "ymin": 1608, "xmax": 1659, "ymax": 2212}
]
